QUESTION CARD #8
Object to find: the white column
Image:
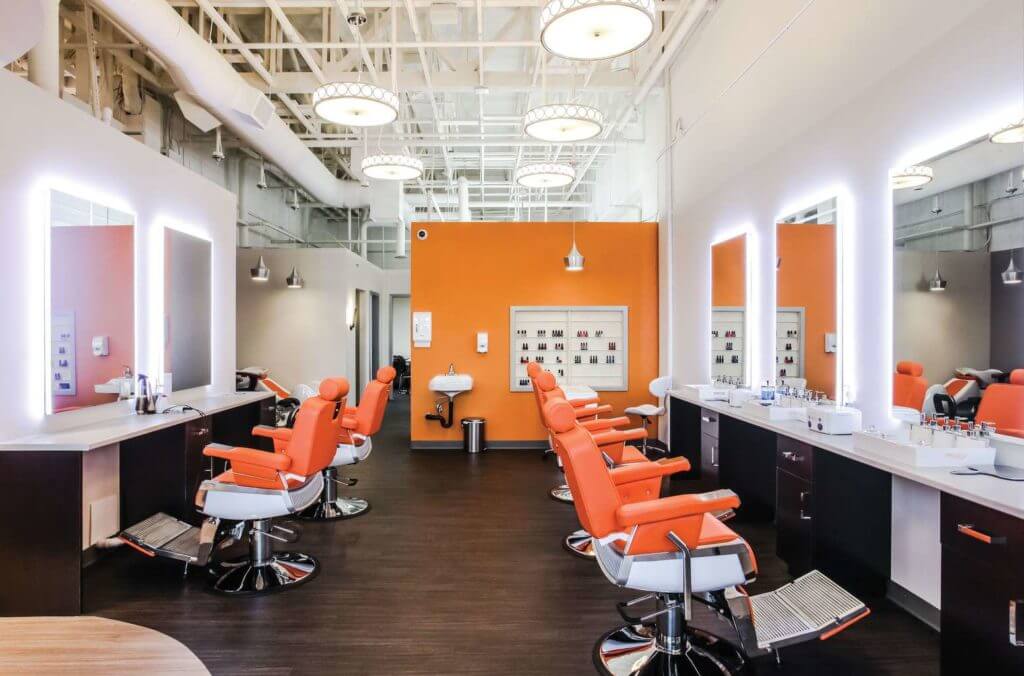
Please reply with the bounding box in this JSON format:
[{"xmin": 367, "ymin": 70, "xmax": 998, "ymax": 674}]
[
  {"xmin": 28, "ymin": 0, "xmax": 61, "ymax": 95},
  {"xmin": 457, "ymin": 175, "xmax": 471, "ymax": 222}
]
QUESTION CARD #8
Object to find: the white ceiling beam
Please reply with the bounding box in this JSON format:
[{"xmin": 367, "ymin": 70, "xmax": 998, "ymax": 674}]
[
  {"xmin": 265, "ymin": 0, "xmax": 326, "ymax": 83},
  {"xmin": 211, "ymin": 39, "xmax": 539, "ymax": 49},
  {"xmin": 402, "ymin": 0, "xmax": 452, "ymax": 180},
  {"xmin": 170, "ymin": 1, "xmax": 682, "ymax": 10},
  {"xmin": 194, "ymin": 0, "xmax": 273, "ymax": 83}
]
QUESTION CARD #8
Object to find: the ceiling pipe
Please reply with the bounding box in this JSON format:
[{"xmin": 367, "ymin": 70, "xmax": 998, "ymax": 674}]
[
  {"xmin": 92, "ymin": 0, "xmax": 369, "ymax": 209},
  {"xmin": 457, "ymin": 176, "xmax": 471, "ymax": 221}
]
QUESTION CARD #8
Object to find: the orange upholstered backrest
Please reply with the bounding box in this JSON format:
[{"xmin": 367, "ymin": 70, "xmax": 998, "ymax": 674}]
[
  {"xmin": 546, "ymin": 399, "xmax": 621, "ymax": 538},
  {"xmin": 976, "ymin": 377, "xmax": 1024, "ymax": 439},
  {"xmin": 285, "ymin": 390, "xmax": 345, "ymax": 477},
  {"xmin": 351, "ymin": 367, "xmax": 395, "ymax": 436},
  {"xmin": 894, "ymin": 361, "xmax": 929, "ymax": 410}
]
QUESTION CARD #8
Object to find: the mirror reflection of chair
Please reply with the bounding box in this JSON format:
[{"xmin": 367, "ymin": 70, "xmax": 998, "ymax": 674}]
[
  {"xmin": 197, "ymin": 378, "xmax": 348, "ymax": 595},
  {"xmin": 391, "ymin": 355, "xmax": 411, "ymax": 395},
  {"xmin": 893, "ymin": 360, "xmax": 929, "ymax": 410},
  {"xmin": 975, "ymin": 369, "xmax": 1024, "ymax": 439},
  {"xmin": 623, "ymin": 376, "xmax": 672, "ymax": 457}
]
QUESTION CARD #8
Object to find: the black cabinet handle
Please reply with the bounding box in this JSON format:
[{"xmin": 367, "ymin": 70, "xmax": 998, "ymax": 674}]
[
  {"xmin": 192, "ymin": 427, "xmax": 209, "ymax": 437},
  {"xmin": 957, "ymin": 523, "xmax": 1006, "ymax": 545},
  {"xmin": 1012, "ymin": 600, "xmax": 1023, "ymax": 647}
]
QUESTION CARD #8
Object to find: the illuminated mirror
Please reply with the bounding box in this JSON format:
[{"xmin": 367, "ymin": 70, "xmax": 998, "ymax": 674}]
[
  {"xmin": 711, "ymin": 234, "xmax": 747, "ymax": 384},
  {"xmin": 776, "ymin": 199, "xmax": 839, "ymax": 400},
  {"xmin": 892, "ymin": 129, "xmax": 1023, "ymax": 437},
  {"xmin": 164, "ymin": 228, "xmax": 212, "ymax": 391},
  {"xmin": 47, "ymin": 189, "xmax": 135, "ymax": 414}
]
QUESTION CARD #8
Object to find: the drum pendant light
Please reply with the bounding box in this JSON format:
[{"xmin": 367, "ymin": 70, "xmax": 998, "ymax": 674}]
[
  {"xmin": 989, "ymin": 118, "xmax": 1024, "ymax": 144},
  {"xmin": 515, "ymin": 162, "xmax": 575, "ymax": 188},
  {"xmin": 250, "ymin": 255, "xmax": 270, "ymax": 282},
  {"xmin": 540, "ymin": 0, "xmax": 655, "ymax": 61},
  {"xmin": 313, "ymin": 82, "xmax": 400, "ymax": 127},
  {"xmin": 524, "ymin": 103, "xmax": 605, "ymax": 142},
  {"xmin": 891, "ymin": 165, "xmax": 933, "ymax": 190},
  {"xmin": 361, "ymin": 153, "xmax": 424, "ymax": 180}
]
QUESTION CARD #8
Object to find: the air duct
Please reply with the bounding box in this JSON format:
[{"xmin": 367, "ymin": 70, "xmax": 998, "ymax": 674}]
[
  {"xmin": 92, "ymin": 0, "xmax": 368, "ymax": 209},
  {"xmin": 457, "ymin": 176, "xmax": 471, "ymax": 221}
]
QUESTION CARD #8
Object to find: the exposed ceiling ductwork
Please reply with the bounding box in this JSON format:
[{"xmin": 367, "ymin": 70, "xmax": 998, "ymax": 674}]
[{"xmin": 92, "ymin": 0, "xmax": 369, "ymax": 209}]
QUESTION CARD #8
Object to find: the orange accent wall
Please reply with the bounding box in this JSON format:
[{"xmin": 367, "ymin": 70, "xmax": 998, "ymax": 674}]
[
  {"xmin": 777, "ymin": 223, "xmax": 836, "ymax": 395},
  {"xmin": 711, "ymin": 235, "xmax": 746, "ymax": 307},
  {"xmin": 50, "ymin": 225, "xmax": 134, "ymax": 411},
  {"xmin": 410, "ymin": 221, "xmax": 659, "ymax": 444}
]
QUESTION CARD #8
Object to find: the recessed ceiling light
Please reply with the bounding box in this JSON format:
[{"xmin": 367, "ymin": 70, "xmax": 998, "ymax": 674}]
[
  {"xmin": 361, "ymin": 153, "xmax": 424, "ymax": 181},
  {"xmin": 540, "ymin": 0, "xmax": 655, "ymax": 61},
  {"xmin": 313, "ymin": 82, "xmax": 400, "ymax": 127},
  {"xmin": 515, "ymin": 162, "xmax": 576, "ymax": 188},
  {"xmin": 989, "ymin": 118, "xmax": 1024, "ymax": 144},
  {"xmin": 524, "ymin": 103, "xmax": 605, "ymax": 143},
  {"xmin": 891, "ymin": 165, "xmax": 933, "ymax": 190}
]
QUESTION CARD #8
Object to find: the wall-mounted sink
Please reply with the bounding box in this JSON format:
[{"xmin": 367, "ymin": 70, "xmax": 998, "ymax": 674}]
[{"xmin": 429, "ymin": 373, "xmax": 473, "ymax": 399}]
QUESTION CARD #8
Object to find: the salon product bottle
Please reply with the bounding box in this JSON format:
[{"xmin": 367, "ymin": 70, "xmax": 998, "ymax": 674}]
[{"xmin": 759, "ymin": 380, "xmax": 775, "ymax": 404}]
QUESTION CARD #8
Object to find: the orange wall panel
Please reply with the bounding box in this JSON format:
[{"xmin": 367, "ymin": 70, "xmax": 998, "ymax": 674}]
[
  {"xmin": 711, "ymin": 235, "xmax": 746, "ymax": 307},
  {"xmin": 777, "ymin": 223, "xmax": 837, "ymax": 395},
  {"xmin": 410, "ymin": 221, "xmax": 659, "ymax": 444}
]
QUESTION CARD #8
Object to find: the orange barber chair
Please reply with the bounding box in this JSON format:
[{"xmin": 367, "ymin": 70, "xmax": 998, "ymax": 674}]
[
  {"xmin": 545, "ymin": 398, "xmax": 870, "ymax": 675},
  {"xmin": 975, "ymin": 369, "xmax": 1024, "ymax": 439},
  {"xmin": 255, "ymin": 368, "xmax": 395, "ymax": 520},
  {"xmin": 893, "ymin": 361, "xmax": 929, "ymax": 411}
]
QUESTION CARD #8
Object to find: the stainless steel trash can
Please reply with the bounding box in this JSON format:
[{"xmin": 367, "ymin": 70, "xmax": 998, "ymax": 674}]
[{"xmin": 461, "ymin": 417, "xmax": 486, "ymax": 453}]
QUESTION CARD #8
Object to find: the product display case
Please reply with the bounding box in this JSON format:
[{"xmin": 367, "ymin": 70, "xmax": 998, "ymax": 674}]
[
  {"xmin": 711, "ymin": 307, "xmax": 744, "ymax": 380},
  {"xmin": 776, "ymin": 308, "xmax": 805, "ymax": 381},
  {"xmin": 510, "ymin": 306, "xmax": 628, "ymax": 392}
]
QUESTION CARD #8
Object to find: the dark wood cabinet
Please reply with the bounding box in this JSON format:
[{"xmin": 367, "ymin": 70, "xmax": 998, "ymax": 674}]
[
  {"xmin": 941, "ymin": 493, "xmax": 1024, "ymax": 674},
  {"xmin": 700, "ymin": 433, "xmax": 720, "ymax": 488},
  {"xmin": 776, "ymin": 436, "xmax": 814, "ymax": 576},
  {"xmin": 718, "ymin": 417, "xmax": 776, "ymax": 521},
  {"xmin": 667, "ymin": 397, "xmax": 701, "ymax": 480}
]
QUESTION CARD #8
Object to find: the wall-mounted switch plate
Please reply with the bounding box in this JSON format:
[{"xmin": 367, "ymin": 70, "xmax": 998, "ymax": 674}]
[{"xmin": 477, "ymin": 332, "xmax": 488, "ymax": 353}]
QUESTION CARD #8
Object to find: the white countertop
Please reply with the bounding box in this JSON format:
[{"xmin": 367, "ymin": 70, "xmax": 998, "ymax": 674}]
[
  {"xmin": 0, "ymin": 391, "xmax": 274, "ymax": 452},
  {"xmin": 670, "ymin": 389, "xmax": 1024, "ymax": 520}
]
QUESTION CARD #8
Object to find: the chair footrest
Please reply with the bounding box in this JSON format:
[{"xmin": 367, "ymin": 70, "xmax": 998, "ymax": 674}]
[
  {"xmin": 731, "ymin": 570, "xmax": 869, "ymax": 654},
  {"xmin": 120, "ymin": 512, "xmax": 202, "ymax": 564}
]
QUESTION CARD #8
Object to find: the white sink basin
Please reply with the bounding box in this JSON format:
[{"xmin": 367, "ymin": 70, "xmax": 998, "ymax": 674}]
[
  {"xmin": 742, "ymin": 399, "xmax": 807, "ymax": 422},
  {"xmin": 429, "ymin": 373, "xmax": 473, "ymax": 398},
  {"xmin": 95, "ymin": 377, "xmax": 132, "ymax": 395}
]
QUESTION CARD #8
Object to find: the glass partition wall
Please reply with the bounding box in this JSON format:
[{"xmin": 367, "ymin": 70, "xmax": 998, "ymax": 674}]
[
  {"xmin": 776, "ymin": 199, "xmax": 839, "ymax": 401},
  {"xmin": 891, "ymin": 130, "xmax": 1024, "ymax": 436},
  {"xmin": 711, "ymin": 234, "xmax": 748, "ymax": 385}
]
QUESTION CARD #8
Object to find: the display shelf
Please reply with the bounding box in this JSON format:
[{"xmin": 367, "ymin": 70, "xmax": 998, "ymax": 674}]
[
  {"xmin": 775, "ymin": 307, "xmax": 805, "ymax": 380},
  {"xmin": 711, "ymin": 307, "xmax": 744, "ymax": 380},
  {"xmin": 510, "ymin": 306, "xmax": 628, "ymax": 392}
]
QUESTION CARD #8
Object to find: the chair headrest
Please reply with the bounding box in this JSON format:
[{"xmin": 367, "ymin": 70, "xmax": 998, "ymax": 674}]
[
  {"xmin": 1011, "ymin": 369, "xmax": 1024, "ymax": 386},
  {"xmin": 318, "ymin": 377, "xmax": 349, "ymax": 401},
  {"xmin": 544, "ymin": 398, "xmax": 576, "ymax": 434},
  {"xmin": 526, "ymin": 362, "xmax": 542, "ymax": 379},
  {"xmin": 897, "ymin": 361, "xmax": 924, "ymax": 377},
  {"xmin": 536, "ymin": 371, "xmax": 557, "ymax": 392},
  {"xmin": 376, "ymin": 366, "xmax": 397, "ymax": 384}
]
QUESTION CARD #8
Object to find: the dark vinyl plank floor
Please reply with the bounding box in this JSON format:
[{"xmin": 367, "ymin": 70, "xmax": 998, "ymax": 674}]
[{"xmin": 84, "ymin": 398, "xmax": 939, "ymax": 675}]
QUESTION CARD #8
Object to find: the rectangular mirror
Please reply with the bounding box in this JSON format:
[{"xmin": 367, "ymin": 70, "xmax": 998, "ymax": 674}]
[
  {"xmin": 711, "ymin": 234, "xmax": 747, "ymax": 384},
  {"xmin": 776, "ymin": 199, "xmax": 839, "ymax": 400},
  {"xmin": 892, "ymin": 129, "xmax": 1023, "ymax": 437},
  {"xmin": 48, "ymin": 189, "xmax": 135, "ymax": 414},
  {"xmin": 164, "ymin": 227, "xmax": 212, "ymax": 391}
]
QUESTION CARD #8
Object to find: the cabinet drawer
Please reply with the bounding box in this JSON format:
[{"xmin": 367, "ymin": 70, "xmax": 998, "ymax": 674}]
[
  {"xmin": 941, "ymin": 493, "xmax": 1024, "ymax": 572},
  {"xmin": 699, "ymin": 408, "xmax": 720, "ymax": 438},
  {"xmin": 700, "ymin": 433, "xmax": 720, "ymax": 487},
  {"xmin": 776, "ymin": 435, "xmax": 813, "ymax": 482}
]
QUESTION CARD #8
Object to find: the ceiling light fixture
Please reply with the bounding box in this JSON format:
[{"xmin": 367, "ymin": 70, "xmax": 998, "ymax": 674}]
[
  {"xmin": 361, "ymin": 153, "xmax": 424, "ymax": 181},
  {"xmin": 250, "ymin": 255, "xmax": 270, "ymax": 282},
  {"xmin": 524, "ymin": 103, "xmax": 605, "ymax": 142},
  {"xmin": 285, "ymin": 266, "xmax": 305, "ymax": 289},
  {"xmin": 313, "ymin": 82, "xmax": 400, "ymax": 127},
  {"xmin": 1002, "ymin": 250, "xmax": 1022, "ymax": 285},
  {"xmin": 891, "ymin": 165, "xmax": 934, "ymax": 190},
  {"xmin": 989, "ymin": 118, "xmax": 1024, "ymax": 144},
  {"xmin": 928, "ymin": 267, "xmax": 948, "ymax": 292},
  {"xmin": 256, "ymin": 158, "xmax": 268, "ymax": 190},
  {"xmin": 515, "ymin": 162, "xmax": 575, "ymax": 188},
  {"xmin": 540, "ymin": 0, "xmax": 655, "ymax": 61}
]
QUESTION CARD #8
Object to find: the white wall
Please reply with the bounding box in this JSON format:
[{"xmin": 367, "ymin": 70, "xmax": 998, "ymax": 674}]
[
  {"xmin": 390, "ymin": 295, "xmax": 411, "ymax": 359},
  {"xmin": 663, "ymin": 0, "xmax": 1022, "ymax": 612},
  {"xmin": 0, "ymin": 70, "xmax": 239, "ymax": 440},
  {"xmin": 236, "ymin": 247, "xmax": 409, "ymax": 399}
]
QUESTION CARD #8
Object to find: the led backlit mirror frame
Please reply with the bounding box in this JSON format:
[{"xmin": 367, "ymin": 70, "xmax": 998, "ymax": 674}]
[
  {"xmin": 163, "ymin": 224, "xmax": 213, "ymax": 392},
  {"xmin": 775, "ymin": 197, "xmax": 842, "ymax": 402},
  {"xmin": 45, "ymin": 187, "xmax": 138, "ymax": 415},
  {"xmin": 710, "ymin": 233, "xmax": 750, "ymax": 386}
]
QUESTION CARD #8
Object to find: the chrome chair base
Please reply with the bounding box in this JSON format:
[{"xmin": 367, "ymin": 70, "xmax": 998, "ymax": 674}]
[
  {"xmin": 594, "ymin": 625, "xmax": 747, "ymax": 676},
  {"xmin": 210, "ymin": 552, "xmax": 319, "ymax": 595},
  {"xmin": 564, "ymin": 529, "xmax": 596, "ymax": 559},
  {"xmin": 550, "ymin": 484, "xmax": 574, "ymax": 503},
  {"xmin": 302, "ymin": 496, "xmax": 371, "ymax": 521}
]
